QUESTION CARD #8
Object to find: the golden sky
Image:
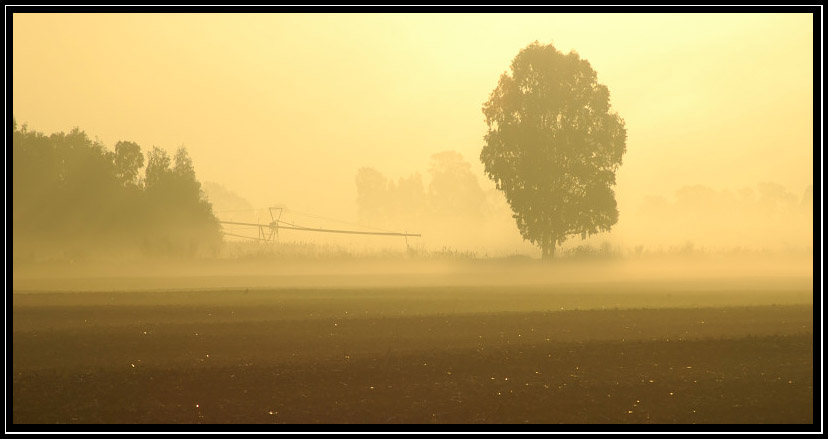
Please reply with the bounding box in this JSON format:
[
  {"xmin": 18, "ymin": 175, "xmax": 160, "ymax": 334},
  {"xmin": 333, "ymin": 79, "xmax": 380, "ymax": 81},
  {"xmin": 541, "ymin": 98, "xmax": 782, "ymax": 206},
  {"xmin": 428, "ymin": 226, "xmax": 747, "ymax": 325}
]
[{"xmin": 12, "ymin": 12, "xmax": 815, "ymax": 253}]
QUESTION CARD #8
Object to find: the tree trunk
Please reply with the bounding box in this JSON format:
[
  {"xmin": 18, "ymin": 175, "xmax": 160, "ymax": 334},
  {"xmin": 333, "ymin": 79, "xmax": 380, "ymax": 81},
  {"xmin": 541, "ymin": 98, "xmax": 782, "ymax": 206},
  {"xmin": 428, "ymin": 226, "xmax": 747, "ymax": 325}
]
[{"xmin": 541, "ymin": 240, "xmax": 556, "ymax": 260}]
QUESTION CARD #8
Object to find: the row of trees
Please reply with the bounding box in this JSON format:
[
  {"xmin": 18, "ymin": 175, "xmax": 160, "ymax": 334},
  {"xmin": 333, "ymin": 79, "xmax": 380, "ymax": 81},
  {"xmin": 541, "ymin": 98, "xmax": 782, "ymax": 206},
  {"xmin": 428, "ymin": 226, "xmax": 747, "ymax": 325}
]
[
  {"xmin": 12, "ymin": 120, "xmax": 222, "ymax": 261},
  {"xmin": 354, "ymin": 151, "xmax": 528, "ymax": 254},
  {"xmin": 628, "ymin": 182, "xmax": 814, "ymax": 251},
  {"xmin": 355, "ymin": 151, "xmax": 489, "ymax": 230}
]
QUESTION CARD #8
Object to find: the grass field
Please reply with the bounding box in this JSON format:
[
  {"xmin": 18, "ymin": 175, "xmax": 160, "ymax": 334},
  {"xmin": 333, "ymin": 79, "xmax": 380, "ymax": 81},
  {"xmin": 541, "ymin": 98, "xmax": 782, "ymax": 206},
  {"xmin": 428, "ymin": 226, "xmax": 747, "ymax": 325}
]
[{"xmin": 10, "ymin": 263, "xmax": 817, "ymax": 428}]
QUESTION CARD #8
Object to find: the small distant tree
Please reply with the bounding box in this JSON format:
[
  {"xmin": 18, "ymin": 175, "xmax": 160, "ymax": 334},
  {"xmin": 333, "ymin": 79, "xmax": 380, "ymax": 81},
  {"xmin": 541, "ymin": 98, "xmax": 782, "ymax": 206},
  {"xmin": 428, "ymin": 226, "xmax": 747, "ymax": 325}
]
[
  {"xmin": 355, "ymin": 167, "xmax": 426, "ymax": 230},
  {"xmin": 428, "ymin": 151, "xmax": 486, "ymax": 219},
  {"xmin": 481, "ymin": 42, "xmax": 627, "ymax": 258},
  {"xmin": 355, "ymin": 167, "xmax": 391, "ymax": 225}
]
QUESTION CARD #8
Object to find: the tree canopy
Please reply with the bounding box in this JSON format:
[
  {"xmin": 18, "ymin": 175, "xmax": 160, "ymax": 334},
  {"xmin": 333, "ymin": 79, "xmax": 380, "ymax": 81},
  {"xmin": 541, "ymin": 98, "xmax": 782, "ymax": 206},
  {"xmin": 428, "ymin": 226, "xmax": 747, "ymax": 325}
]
[
  {"xmin": 480, "ymin": 42, "xmax": 627, "ymax": 258},
  {"xmin": 12, "ymin": 122, "xmax": 222, "ymax": 261},
  {"xmin": 354, "ymin": 151, "xmax": 489, "ymax": 232}
]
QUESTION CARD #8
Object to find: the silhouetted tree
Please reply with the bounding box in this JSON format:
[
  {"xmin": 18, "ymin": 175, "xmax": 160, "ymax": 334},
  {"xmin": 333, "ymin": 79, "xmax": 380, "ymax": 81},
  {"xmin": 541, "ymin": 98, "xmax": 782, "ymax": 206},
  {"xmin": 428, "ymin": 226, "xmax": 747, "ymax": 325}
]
[
  {"xmin": 756, "ymin": 182, "xmax": 798, "ymax": 217},
  {"xmin": 390, "ymin": 172, "xmax": 426, "ymax": 228},
  {"xmin": 145, "ymin": 146, "xmax": 172, "ymax": 191},
  {"xmin": 114, "ymin": 141, "xmax": 144, "ymax": 187},
  {"xmin": 481, "ymin": 42, "xmax": 627, "ymax": 258},
  {"xmin": 428, "ymin": 151, "xmax": 486, "ymax": 218},
  {"xmin": 12, "ymin": 121, "xmax": 222, "ymax": 260},
  {"xmin": 355, "ymin": 167, "xmax": 426, "ymax": 231},
  {"xmin": 142, "ymin": 146, "xmax": 221, "ymax": 256},
  {"xmin": 355, "ymin": 167, "xmax": 391, "ymax": 225},
  {"xmin": 12, "ymin": 124, "xmax": 61, "ymax": 251}
]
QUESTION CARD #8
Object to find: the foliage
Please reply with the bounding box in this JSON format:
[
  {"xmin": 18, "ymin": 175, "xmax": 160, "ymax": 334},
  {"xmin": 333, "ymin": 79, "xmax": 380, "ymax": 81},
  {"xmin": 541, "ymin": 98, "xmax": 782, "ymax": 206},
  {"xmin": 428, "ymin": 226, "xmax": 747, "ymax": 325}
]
[
  {"xmin": 355, "ymin": 151, "xmax": 489, "ymax": 230},
  {"xmin": 355, "ymin": 167, "xmax": 426, "ymax": 230},
  {"xmin": 481, "ymin": 42, "xmax": 627, "ymax": 258},
  {"xmin": 12, "ymin": 122, "xmax": 221, "ymax": 261},
  {"xmin": 427, "ymin": 151, "xmax": 486, "ymax": 218}
]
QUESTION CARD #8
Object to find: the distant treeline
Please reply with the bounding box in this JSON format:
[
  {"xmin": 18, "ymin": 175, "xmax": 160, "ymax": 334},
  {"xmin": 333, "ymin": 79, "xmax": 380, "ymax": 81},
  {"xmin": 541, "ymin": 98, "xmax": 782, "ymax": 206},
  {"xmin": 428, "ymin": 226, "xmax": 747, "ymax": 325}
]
[{"xmin": 12, "ymin": 120, "xmax": 222, "ymax": 262}]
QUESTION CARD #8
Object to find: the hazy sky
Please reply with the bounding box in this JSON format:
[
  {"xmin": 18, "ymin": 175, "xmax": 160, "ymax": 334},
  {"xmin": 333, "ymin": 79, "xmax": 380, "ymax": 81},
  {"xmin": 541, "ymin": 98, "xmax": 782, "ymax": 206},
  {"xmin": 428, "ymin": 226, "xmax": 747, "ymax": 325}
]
[{"xmin": 12, "ymin": 12, "xmax": 815, "ymax": 252}]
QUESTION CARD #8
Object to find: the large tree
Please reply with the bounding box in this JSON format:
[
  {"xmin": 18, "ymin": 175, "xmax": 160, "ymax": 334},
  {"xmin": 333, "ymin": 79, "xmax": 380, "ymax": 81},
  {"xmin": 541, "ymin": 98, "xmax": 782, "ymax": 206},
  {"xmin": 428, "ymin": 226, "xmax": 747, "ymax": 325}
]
[{"xmin": 481, "ymin": 42, "xmax": 627, "ymax": 258}]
